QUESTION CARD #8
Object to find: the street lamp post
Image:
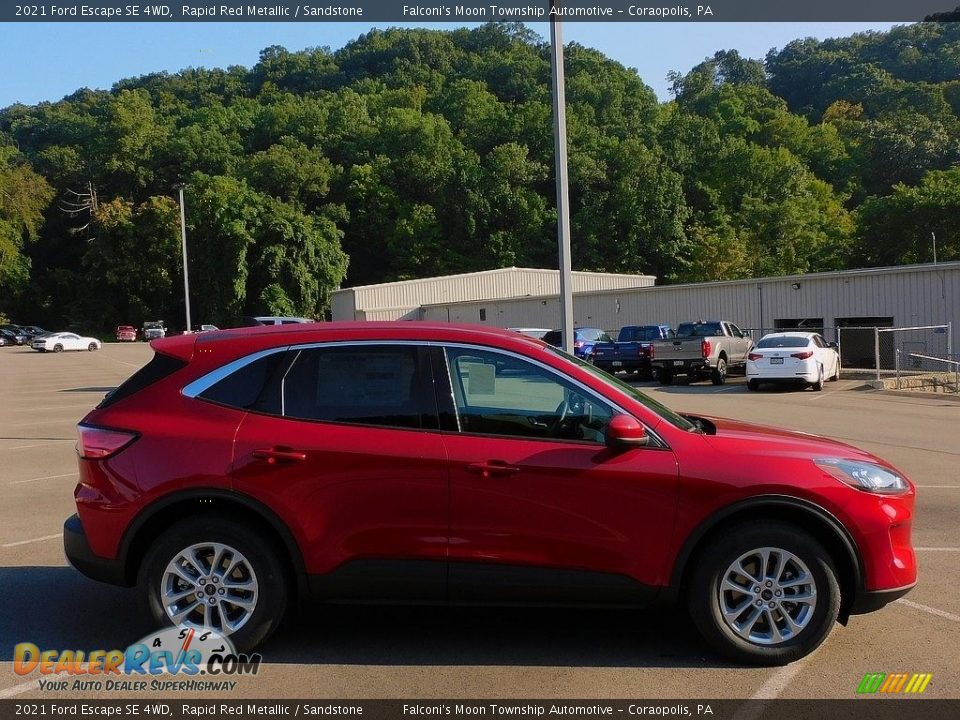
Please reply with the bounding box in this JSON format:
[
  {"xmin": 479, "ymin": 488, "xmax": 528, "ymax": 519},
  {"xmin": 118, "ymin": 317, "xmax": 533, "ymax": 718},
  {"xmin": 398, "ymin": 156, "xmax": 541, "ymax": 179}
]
[
  {"xmin": 550, "ymin": 8, "xmax": 575, "ymax": 355},
  {"xmin": 175, "ymin": 184, "xmax": 192, "ymax": 333}
]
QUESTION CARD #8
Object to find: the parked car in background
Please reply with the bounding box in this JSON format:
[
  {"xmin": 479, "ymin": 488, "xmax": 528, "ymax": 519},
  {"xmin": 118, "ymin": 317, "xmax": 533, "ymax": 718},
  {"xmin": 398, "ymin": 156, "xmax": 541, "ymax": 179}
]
[
  {"xmin": 542, "ymin": 327, "xmax": 614, "ymax": 359},
  {"xmin": 32, "ymin": 332, "xmax": 101, "ymax": 353},
  {"xmin": 651, "ymin": 321, "xmax": 753, "ymax": 386},
  {"xmin": 591, "ymin": 324, "xmax": 674, "ymax": 378},
  {"xmin": 199, "ymin": 324, "xmax": 219, "ymax": 332},
  {"xmin": 0, "ymin": 325, "xmax": 29, "ymax": 345},
  {"xmin": 747, "ymin": 332, "xmax": 841, "ymax": 392},
  {"xmin": 507, "ymin": 328, "xmax": 551, "ymax": 340},
  {"xmin": 142, "ymin": 321, "xmax": 166, "ymax": 341},
  {"xmin": 64, "ymin": 322, "xmax": 916, "ymax": 664},
  {"xmin": 116, "ymin": 326, "xmax": 137, "ymax": 342},
  {"xmin": 0, "ymin": 329, "xmax": 23, "ymax": 347},
  {"xmin": 240, "ymin": 316, "xmax": 314, "ymax": 327},
  {"xmin": 20, "ymin": 326, "xmax": 50, "ymax": 338}
]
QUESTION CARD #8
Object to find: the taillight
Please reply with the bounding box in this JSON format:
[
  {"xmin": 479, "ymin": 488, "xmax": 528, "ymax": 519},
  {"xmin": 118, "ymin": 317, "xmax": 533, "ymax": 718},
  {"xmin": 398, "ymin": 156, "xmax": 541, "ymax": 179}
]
[
  {"xmin": 701, "ymin": 339, "xmax": 712, "ymax": 358},
  {"xmin": 791, "ymin": 351, "xmax": 814, "ymax": 360},
  {"xmin": 77, "ymin": 424, "xmax": 138, "ymax": 460},
  {"xmin": 748, "ymin": 352, "xmax": 763, "ymax": 361},
  {"xmin": 648, "ymin": 344, "xmax": 655, "ymax": 359}
]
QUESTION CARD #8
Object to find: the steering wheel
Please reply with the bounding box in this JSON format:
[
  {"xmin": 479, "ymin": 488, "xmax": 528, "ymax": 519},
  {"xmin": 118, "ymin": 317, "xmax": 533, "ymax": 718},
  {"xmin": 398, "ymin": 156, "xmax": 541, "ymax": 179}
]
[{"xmin": 551, "ymin": 390, "xmax": 586, "ymax": 437}]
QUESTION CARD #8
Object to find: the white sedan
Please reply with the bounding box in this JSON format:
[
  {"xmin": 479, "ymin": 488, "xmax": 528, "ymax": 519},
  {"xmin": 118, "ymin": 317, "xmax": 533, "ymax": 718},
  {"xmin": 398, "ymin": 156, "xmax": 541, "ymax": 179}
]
[
  {"xmin": 32, "ymin": 332, "xmax": 102, "ymax": 353},
  {"xmin": 746, "ymin": 332, "xmax": 840, "ymax": 391}
]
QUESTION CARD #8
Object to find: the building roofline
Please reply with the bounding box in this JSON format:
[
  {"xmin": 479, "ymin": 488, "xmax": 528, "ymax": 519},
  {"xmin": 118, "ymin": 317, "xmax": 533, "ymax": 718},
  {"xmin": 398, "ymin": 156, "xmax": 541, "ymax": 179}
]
[
  {"xmin": 331, "ymin": 266, "xmax": 657, "ymax": 296},
  {"xmin": 417, "ymin": 261, "xmax": 960, "ymax": 308}
]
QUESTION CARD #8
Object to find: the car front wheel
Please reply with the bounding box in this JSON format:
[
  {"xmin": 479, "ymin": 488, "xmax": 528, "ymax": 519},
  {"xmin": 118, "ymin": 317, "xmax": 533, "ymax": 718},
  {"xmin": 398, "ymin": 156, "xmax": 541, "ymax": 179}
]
[
  {"xmin": 688, "ymin": 521, "xmax": 840, "ymax": 665},
  {"xmin": 138, "ymin": 516, "xmax": 289, "ymax": 652}
]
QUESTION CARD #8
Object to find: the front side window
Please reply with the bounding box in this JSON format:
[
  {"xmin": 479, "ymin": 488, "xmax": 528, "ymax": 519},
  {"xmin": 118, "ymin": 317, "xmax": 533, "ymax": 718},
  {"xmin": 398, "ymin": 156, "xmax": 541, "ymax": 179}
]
[
  {"xmin": 444, "ymin": 347, "xmax": 613, "ymax": 443},
  {"xmin": 281, "ymin": 345, "xmax": 434, "ymax": 429}
]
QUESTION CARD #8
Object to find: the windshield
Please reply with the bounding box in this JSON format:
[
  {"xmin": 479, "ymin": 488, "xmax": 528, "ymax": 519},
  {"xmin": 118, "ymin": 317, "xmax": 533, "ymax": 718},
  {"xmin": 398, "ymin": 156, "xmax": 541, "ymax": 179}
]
[
  {"xmin": 676, "ymin": 322, "xmax": 723, "ymax": 338},
  {"xmin": 545, "ymin": 346, "xmax": 697, "ymax": 432}
]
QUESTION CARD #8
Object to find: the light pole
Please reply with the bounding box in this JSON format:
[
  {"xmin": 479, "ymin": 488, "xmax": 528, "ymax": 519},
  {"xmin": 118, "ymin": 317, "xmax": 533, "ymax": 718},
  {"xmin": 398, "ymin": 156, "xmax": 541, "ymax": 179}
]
[
  {"xmin": 175, "ymin": 184, "xmax": 192, "ymax": 333},
  {"xmin": 550, "ymin": 7, "xmax": 574, "ymax": 354}
]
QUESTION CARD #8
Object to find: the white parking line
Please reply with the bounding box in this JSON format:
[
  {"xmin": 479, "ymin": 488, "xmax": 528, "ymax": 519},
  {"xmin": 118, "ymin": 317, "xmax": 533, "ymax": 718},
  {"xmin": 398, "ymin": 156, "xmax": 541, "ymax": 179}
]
[
  {"xmin": 0, "ymin": 680, "xmax": 40, "ymax": 699},
  {"xmin": 9, "ymin": 472, "xmax": 77, "ymax": 486},
  {"xmin": 2, "ymin": 441, "xmax": 74, "ymax": 451},
  {"xmin": 896, "ymin": 599, "xmax": 960, "ymax": 623},
  {"xmin": 749, "ymin": 658, "xmax": 810, "ymax": 699},
  {"xmin": 1, "ymin": 534, "xmax": 60, "ymax": 549},
  {"xmin": 915, "ymin": 547, "xmax": 960, "ymax": 552}
]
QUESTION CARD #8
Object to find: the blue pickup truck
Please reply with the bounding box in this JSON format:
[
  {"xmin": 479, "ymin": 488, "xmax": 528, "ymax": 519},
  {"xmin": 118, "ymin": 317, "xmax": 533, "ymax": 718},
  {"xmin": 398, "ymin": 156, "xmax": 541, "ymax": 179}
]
[{"xmin": 590, "ymin": 324, "xmax": 675, "ymax": 377}]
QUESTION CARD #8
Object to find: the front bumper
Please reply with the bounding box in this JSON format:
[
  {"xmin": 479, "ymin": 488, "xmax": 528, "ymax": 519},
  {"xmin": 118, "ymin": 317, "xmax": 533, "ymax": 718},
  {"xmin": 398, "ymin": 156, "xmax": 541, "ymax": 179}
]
[{"xmin": 63, "ymin": 514, "xmax": 129, "ymax": 586}]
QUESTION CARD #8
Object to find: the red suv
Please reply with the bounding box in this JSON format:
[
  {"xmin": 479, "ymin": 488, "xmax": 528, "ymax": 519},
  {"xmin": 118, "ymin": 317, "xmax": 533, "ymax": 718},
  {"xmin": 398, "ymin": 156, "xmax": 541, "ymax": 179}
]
[{"xmin": 64, "ymin": 323, "xmax": 916, "ymax": 664}]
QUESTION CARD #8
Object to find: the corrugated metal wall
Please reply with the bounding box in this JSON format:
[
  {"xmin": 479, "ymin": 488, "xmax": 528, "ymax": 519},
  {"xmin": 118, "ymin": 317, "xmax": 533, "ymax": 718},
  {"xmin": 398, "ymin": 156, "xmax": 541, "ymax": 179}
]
[
  {"xmin": 330, "ymin": 267, "xmax": 655, "ymax": 321},
  {"xmin": 420, "ymin": 264, "xmax": 960, "ymax": 333}
]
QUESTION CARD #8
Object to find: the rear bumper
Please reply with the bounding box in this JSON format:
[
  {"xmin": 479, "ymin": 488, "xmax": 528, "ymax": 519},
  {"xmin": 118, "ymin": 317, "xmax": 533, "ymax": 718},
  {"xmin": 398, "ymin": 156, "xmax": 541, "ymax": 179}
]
[
  {"xmin": 594, "ymin": 358, "xmax": 649, "ymax": 372},
  {"xmin": 652, "ymin": 358, "xmax": 708, "ymax": 374},
  {"xmin": 849, "ymin": 582, "xmax": 915, "ymax": 615},
  {"xmin": 63, "ymin": 514, "xmax": 129, "ymax": 586}
]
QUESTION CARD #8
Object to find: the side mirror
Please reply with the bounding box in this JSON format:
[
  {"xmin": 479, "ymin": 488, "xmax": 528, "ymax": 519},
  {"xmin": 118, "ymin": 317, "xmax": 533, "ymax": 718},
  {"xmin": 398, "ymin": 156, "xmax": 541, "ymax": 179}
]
[
  {"xmin": 606, "ymin": 414, "xmax": 649, "ymax": 451},
  {"xmin": 742, "ymin": 330, "xmax": 751, "ymax": 338},
  {"xmin": 828, "ymin": 342, "xmax": 839, "ymax": 349}
]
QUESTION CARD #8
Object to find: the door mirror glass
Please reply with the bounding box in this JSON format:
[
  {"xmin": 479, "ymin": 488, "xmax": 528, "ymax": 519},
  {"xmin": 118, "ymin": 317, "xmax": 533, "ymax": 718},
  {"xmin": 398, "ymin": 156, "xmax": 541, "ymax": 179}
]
[
  {"xmin": 828, "ymin": 342, "xmax": 839, "ymax": 349},
  {"xmin": 606, "ymin": 414, "xmax": 649, "ymax": 451}
]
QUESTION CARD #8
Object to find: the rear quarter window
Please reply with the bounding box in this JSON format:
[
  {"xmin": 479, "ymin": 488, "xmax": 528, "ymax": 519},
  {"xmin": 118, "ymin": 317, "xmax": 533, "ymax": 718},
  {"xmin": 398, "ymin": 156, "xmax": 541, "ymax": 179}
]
[{"xmin": 98, "ymin": 353, "xmax": 187, "ymax": 409}]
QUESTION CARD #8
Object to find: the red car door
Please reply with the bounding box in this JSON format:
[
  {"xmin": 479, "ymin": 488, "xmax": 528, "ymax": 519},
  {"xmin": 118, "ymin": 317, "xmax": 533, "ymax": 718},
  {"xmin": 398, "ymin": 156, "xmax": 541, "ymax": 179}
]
[
  {"xmin": 230, "ymin": 343, "xmax": 449, "ymax": 601},
  {"xmin": 433, "ymin": 345, "xmax": 680, "ymax": 603}
]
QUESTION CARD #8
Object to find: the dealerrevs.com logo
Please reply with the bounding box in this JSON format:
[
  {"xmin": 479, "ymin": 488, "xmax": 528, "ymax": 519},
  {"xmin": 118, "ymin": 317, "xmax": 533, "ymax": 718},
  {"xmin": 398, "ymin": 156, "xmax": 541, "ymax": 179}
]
[
  {"xmin": 857, "ymin": 673, "xmax": 933, "ymax": 695},
  {"xmin": 13, "ymin": 627, "xmax": 261, "ymax": 692}
]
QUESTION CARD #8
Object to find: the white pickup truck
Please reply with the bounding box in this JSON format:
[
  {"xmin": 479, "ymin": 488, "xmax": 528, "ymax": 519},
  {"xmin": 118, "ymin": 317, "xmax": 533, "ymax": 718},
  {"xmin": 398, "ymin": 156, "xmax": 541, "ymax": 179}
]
[{"xmin": 650, "ymin": 320, "xmax": 754, "ymax": 385}]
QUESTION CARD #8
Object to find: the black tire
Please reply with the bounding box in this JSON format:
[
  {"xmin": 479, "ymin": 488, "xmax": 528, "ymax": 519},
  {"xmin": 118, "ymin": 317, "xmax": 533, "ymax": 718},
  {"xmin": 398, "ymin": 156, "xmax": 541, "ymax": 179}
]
[
  {"xmin": 812, "ymin": 364, "xmax": 824, "ymax": 392},
  {"xmin": 53, "ymin": 344, "xmax": 63, "ymax": 353},
  {"xmin": 688, "ymin": 521, "xmax": 841, "ymax": 666},
  {"xmin": 658, "ymin": 369, "xmax": 673, "ymax": 386},
  {"xmin": 712, "ymin": 357, "xmax": 728, "ymax": 386},
  {"xmin": 747, "ymin": 379, "xmax": 759, "ymax": 391},
  {"xmin": 830, "ymin": 358, "xmax": 840, "ymax": 382},
  {"xmin": 137, "ymin": 515, "xmax": 289, "ymax": 652},
  {"xmin": 88, "ymin": 342, "xmax": 97, "ymax": 351}
]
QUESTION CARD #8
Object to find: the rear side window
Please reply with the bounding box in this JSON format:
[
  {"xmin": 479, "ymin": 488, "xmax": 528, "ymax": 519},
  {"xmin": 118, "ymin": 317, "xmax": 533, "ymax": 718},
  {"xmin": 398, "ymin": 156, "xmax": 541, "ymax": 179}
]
[
  {"xmin": 199, "ymin": 353, "xmax": 287, "ymax": 413},
  {"xmin": 281, "ymin": 345, "xmax": 436, "ymax": 430},
  {"xmin": 98, "ymin": 353, "xmax": 186, "ymax": 409}
]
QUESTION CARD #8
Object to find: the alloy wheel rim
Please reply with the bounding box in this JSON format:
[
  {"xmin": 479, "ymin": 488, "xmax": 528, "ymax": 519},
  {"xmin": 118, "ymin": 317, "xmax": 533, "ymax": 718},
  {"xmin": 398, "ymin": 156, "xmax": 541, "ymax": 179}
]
[
  {"xmin": 160, "ymin": 542, "xmax": 259, "ymax": 635},
  {"xmin": 719, "ymin": 546, "xmax": 817, "ymax": 646}
]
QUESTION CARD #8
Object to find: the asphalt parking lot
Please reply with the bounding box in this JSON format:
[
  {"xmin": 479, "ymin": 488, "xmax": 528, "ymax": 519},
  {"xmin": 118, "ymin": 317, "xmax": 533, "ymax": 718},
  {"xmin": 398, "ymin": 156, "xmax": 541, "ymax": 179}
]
[{"xmin": 1, "ymin": 343, "xmax": 958, "ymax": 700}]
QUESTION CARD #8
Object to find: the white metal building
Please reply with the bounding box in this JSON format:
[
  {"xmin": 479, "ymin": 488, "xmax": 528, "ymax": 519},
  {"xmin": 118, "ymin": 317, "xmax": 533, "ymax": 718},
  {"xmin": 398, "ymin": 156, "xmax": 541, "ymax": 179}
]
[
  {"xmin": 330, "ymin": 267, "xmax": 656, "ymax": 322},
  {"xmin": 333, "ymin": 262, "xmax": 958, "ymax": 333},
  {"xmin": 331, "ymin": 262, "xmax": 959, "ymax": 369}
]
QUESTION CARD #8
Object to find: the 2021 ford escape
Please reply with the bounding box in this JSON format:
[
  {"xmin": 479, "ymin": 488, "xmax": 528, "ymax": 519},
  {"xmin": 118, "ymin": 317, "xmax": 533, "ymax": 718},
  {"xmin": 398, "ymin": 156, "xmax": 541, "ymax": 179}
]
[{"xmin": 64, "ymin": 322, "xmax": 917, "ymax": 665}]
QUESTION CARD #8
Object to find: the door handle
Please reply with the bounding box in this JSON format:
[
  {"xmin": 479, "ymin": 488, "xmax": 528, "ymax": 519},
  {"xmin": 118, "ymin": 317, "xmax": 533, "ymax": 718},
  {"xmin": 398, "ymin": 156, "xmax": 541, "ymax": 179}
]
[
  {"xmin": 466, "ymin": 461, "xmax": 521, "ymax": 478},
  {"xmin": 252, "ymin": 447, "xmax": 307, "ymax": 464}
]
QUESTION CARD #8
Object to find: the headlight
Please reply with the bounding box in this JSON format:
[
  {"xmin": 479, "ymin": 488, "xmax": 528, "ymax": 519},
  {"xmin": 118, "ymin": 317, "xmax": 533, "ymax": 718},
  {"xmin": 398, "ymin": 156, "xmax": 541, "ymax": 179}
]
[{"xmin": 814, "ymin": 458, "xmax": 910, "ymax": 494}]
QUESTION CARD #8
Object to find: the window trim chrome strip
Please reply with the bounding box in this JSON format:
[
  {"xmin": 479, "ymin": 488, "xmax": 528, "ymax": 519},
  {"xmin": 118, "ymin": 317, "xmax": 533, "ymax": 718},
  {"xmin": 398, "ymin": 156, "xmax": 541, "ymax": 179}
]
[{"xmin": 179, "ymin": 338, "xmax": 667, "ymax": 449}]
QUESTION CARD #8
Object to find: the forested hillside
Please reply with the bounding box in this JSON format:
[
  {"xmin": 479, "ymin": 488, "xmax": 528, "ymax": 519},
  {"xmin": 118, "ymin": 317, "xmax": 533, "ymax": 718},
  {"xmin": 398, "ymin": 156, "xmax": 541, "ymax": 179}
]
[{"xmin": 1, "ymin": 22, "xmax": 959, "ymax": 331}]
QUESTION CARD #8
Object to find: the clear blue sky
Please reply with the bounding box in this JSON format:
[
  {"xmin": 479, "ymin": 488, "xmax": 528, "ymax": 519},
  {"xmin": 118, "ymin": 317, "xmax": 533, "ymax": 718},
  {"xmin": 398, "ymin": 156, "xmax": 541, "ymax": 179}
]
[{"xmin": 0, "ymin": 21, "xmax": 898, "ymax": 108}]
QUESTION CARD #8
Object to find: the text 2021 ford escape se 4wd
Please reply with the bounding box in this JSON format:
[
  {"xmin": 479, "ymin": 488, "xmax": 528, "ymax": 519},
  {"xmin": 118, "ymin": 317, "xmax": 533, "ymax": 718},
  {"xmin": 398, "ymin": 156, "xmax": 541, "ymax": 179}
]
[{"xmin": 64, "ymin": 323, "xmax": 916, "ymax": 665}]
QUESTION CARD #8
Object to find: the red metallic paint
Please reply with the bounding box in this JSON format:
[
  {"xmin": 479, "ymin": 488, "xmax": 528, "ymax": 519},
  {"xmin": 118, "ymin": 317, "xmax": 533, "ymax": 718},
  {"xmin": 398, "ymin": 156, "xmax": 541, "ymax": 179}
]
[{"xmin": 70, "ymin": 322, "xmax": 917, "ymax": 602}]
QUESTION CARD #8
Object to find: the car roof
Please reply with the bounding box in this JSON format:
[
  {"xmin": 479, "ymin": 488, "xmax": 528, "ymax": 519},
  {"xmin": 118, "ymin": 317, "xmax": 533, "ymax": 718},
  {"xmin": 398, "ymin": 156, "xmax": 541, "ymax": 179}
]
[{"xmin": 153, "ymin": 321, "xmax": 549, "ymax": 362}]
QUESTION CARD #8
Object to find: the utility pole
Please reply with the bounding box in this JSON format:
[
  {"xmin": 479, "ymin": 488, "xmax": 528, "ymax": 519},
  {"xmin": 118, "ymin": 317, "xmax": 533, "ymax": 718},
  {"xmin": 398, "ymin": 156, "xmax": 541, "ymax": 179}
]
[
  {"xmin": 176, "ymin": 184, "xmax": 192, "ymax": 333},
  {"xmin": 550, "ymin": 5, "xmax": 574, "ymax": 354},
  {"xmin": 932, "ymin": 231, "xmax": 938, "ymax": 265}
]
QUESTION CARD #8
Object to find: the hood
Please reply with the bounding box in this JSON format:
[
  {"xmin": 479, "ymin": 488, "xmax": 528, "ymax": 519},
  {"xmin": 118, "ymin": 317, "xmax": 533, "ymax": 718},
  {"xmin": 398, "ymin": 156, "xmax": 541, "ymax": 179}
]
[{"xmin": 695, "ymin": 414, "xmax": 886, "ymax": 466}]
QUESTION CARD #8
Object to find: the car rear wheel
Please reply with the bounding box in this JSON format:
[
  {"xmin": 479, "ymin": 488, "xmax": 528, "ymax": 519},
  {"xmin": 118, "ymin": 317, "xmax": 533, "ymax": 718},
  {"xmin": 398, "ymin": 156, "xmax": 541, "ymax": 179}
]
[
  {"xmin": 688, "ymin": 521, "xmax": 840, "ymax": 665},
  {"xmin": 830, "ymin": 358, "xmax": 840, "ymax": 381},
  {"xmin": 812, "ymin": 364, "xmax": 824, "ymax": 392},
  {"xmin": 138, "ymin": 516, "xmax": 289, "ymax": 652},
  {"xmin": 747, "ymin": 379, "xmax": 759, "ymax": 391},
  {"xmin": 53, "ymin": 344, "xmax": 63, "ymax": 353},
  {"xmin": 712, "ymin": 357, "xmax": 728, "ymax": 385}
]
